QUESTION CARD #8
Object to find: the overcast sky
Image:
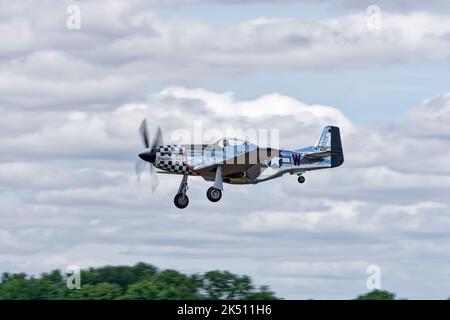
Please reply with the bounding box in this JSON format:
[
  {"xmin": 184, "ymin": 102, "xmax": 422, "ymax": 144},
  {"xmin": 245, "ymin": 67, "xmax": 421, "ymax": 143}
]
[{"xmin": 1, "ymin": 0, "xmax": 450, "ymax": 299}]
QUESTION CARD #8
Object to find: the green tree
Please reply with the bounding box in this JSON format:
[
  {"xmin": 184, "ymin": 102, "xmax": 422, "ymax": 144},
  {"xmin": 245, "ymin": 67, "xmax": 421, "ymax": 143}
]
[
  {"xmin": 245, "ymin": 286, "xmax": 278, "ymax": 300},
  {"xmin": 81, "ymin": 262, "xmax": 157, "ymax": 291},
  {"xmin": 66, "ymin": 282, "xmax": 123, "ymax": 300},
  {"xmin": 0, "ymin": 263, "xmax": 279, "ymax": 300},
  {"xmin": 201, "ymin": 270, "xmax": 277, "ymax": 300},
  {"xmin": 356, "ymin": 289, "xmax": 396, "ymax": 300},
  {"xmin": 120, "ymin": 270, "xmax": 201, "ymax": 300},
  {"xmin": 0, "ymin": 273, "xmax": 32, "ymax": 300}
]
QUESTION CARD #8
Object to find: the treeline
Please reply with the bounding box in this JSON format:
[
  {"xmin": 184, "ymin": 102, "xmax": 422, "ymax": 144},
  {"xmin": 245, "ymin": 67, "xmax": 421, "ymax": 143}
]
[
  {"xmin": 0, "ymin": 262, "xmax": 277, "ymax": 300},
  {"xmin": 0, "ymin": 262, "xmax": 399, "ymax": 300}
]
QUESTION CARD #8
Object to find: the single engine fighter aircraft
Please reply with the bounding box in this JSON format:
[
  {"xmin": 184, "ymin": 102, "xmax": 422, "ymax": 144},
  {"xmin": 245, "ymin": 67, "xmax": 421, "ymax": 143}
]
[{"xmin": 135, "ymin": 120, "xmax": 344, "ymax": 209}]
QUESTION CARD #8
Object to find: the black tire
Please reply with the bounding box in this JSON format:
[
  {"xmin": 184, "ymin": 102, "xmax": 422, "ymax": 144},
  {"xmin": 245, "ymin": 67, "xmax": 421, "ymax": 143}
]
[
  {"xmin": 174, "ymin": 193, "xmax": 189, "ymax": 209},
  {"xmin": 298, "ymin": 176, "xmax": 305, "ymax": 184},
  {"xmin": 207, "ymin": 187, "xmax": 222, "ymax": 202}
]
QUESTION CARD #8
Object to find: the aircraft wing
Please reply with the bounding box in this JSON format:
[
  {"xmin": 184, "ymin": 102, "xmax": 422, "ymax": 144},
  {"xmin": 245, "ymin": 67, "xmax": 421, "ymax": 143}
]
[
  {"xmin": 156, "ymin": 171, "xmax": 182, "ymax": 175},
  {"xmin": 193, "ymin": 148, "xmax": 277, "ymax": 177}
]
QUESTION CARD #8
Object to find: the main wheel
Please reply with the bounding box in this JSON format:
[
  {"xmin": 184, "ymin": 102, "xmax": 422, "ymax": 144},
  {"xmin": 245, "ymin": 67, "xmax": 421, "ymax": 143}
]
[
  {"xmin": 298, "ymin": 176, "xmax": 305, "ymax": 184},
  {"xmin": 174, "ymin": 193, "xmax": 189, "ymax": 209},
  {"xmin": 207, "ymin": 187, "xmax": 222, "ymax": 202}
]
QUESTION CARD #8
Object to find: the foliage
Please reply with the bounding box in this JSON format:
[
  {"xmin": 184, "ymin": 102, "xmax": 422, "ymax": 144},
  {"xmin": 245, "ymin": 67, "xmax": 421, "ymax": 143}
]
[
  {"xmin": 355, "ymin": 289, "xmax": 396, "ymax": 300},
  {"xmin": 0, "ymin": 264, "xmax": 401, "ymax": 300},
  {"xmin": 0, "ymin": 263, "xmax": 278, "ymax": 300},
  {"xmin": 201, "ymin": 271, "xmax": 276, "ymax": 300}
]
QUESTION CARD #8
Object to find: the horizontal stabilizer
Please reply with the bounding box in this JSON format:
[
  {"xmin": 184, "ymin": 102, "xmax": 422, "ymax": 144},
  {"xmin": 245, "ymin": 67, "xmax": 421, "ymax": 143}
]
[{"xmin": 303, "ymin": 151, "xmax": 332, "ymax": 159}]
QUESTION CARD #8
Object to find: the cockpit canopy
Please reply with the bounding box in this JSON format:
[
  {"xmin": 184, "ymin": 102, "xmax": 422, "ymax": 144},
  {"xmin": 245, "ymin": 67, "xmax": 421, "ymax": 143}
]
[{"xmin": 207, "ymin": 138, "xmax": 255, "ymax": 149}]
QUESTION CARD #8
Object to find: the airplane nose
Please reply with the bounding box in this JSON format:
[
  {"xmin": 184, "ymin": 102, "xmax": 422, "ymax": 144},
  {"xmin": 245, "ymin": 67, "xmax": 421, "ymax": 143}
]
[{"xmin": 139, "ymin": 149, "xmax": 156, "ymax": 163}]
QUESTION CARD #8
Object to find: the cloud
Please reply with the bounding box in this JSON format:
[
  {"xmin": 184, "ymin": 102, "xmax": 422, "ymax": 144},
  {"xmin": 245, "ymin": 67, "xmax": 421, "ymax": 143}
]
[
  {"xmin": 239, "ymin": 201, "xmax": 366, "ymax": 232},
  {"xmin": 2, "ymin": 2, "xmax": 450, "ymax": 111},
  {"xmin": 262, "ymin": 260, "xmax": 369, "ymax": 280},
  {"xmin": 0, "ymin": 87, "xmax": 352, "ymax": 163},
  {"xmin": 130, "ymin": 0, "xmax": 450, "ymax": 13},
  {"xmin": 161, "ymin": 87, "xmax": 352, "ymax": 126},
  {"xmin": 404, "ymin": 93, "xmax": 450, "ymax": 138},
  {"xmin": 379, "ymin": 201, "xmax": 446, "ymax": 216}
]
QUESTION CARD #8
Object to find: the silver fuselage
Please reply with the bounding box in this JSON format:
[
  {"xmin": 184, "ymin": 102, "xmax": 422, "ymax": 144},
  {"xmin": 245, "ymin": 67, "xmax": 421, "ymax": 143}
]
[{"xmin": 151, "ymin": 143, "xmax": 333, "ymax": 184}]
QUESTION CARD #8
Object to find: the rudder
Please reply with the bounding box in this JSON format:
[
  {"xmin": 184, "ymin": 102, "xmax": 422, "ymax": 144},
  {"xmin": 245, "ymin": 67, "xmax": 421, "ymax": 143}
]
[
  {"xmin": 330, "ymin": 126, "xmax": 344, "ymax": 168},
  {"xmin": 314, "ymin": 126, "xmax": 344, "ymax": 168}
]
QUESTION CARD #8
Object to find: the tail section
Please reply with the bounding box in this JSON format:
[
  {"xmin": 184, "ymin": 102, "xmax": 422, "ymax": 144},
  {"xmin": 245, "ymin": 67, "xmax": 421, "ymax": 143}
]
[
  {"xmin": 314, "ymin": 126, "xmax": 332, "ymax": 151},
  {"xmin": 297, "ymin": 125, "xmax": 344, "ymax": 167},
  {"xmin": 314, "ymin": 125, "xmax": 344, "ymax": 168}
]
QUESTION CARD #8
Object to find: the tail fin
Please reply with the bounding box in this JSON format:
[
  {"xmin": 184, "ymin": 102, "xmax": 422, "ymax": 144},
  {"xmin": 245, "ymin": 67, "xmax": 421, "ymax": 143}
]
[
  {"xmin": 314, "ymin": 126, "xmax": 332, "ymax": 151},
  {"xmin": 314, "ymin": 126, "xmax": 344, "ymax": 168}
]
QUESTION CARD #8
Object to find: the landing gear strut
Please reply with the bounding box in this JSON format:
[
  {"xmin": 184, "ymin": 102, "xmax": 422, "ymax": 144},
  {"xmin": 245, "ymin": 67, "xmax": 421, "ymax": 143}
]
[
  {"xmin": 297, "ymin": 175, "xmax": 305, "ymax": 184},
  {"xmin": 207, "ymin": 165, "xmax": 223, "ymax": 203},
  {"xmin": 174, "ymin": 174, "xmax": 189, "ymax": 209}
]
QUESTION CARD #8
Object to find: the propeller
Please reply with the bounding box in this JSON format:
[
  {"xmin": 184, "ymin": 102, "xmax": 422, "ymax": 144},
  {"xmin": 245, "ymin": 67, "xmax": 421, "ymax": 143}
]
[
  {"xmin": 135, "ymin": 160, "xmax": 146, "ymax": 182},
  {"xmin": 135, "ymin": 119, "xmax": 164, "ymax": 192},
  {"xmin": 138, "ymin": 119, "xmax": 150, "ymax": 149}
]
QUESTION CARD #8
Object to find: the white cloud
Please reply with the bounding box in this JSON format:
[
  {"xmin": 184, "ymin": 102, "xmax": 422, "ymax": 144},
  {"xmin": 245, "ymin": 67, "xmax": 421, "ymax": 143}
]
[
  {"xmin": 263, "ymin": 260, "xmax": 369, "ymax": 279},
  {"xmin": 239, "ymin": 201, "xmax": 366, "ymax": 232},
  {"xmin": 0, "ymin": 87, "xmax": 352, "ymax": 162},
  {"xmin": 145, "ymin": 0, "xmax": 450, "ymax": 13},
  {"xmin": 162, "ymin": 87, "xmax": 352, "ymax": 128},
  {"xmin": 2, "ymin": 3, "xmax": 450, "ymax": 110},
  {"xmin": 379, "ymin": 201, "xmax": 446, "ymax": 216},
  {"xmin": 404, "ymin": 93, "xmax": 450, "ymax": 138}
]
